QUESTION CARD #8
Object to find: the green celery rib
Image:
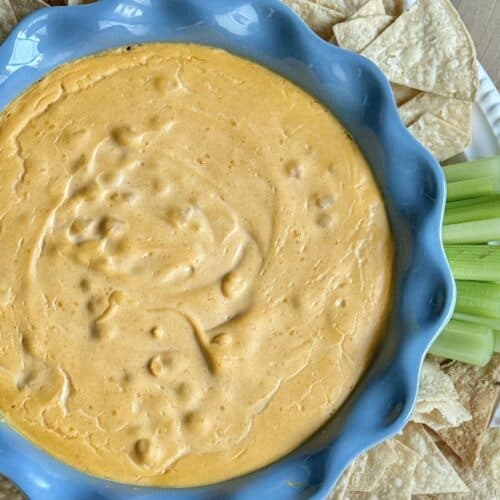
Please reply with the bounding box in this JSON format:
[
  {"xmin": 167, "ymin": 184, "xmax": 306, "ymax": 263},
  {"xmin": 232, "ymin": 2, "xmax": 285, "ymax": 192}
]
[
  {"xmin": 444, "ymin": 198, "xmax": 500, "ymax": 224},
  {"xmin": 453, "ymin": 312, "xmax": 500, "ymax": 330},
  {"xmin": 429, "ymin": 319, "xmax": 493, "ymax": 366},
  {"xmin": 444, "ymin": 245, "xmax": 500, "ymax": 281},
  {"xmin": 446, "ymin": 177, "xmax": 500, "ymax": 202},
  {"xmin": 446, "ymin": 196, "xmax": 500, "ymax": 211},
  {"xmin": 455, "ymin": 280, "xmax": 500, "ymax": 319},
  {"xmin": 495, "ymin": 331, "xmax": 500, "ymax": 353},
  {"xmin": 443, "ymin": 156, "xmax": 500, "ymax": 182},
  {"xmin": 442, "ymin": 218, "xmax": 500, "ymax": 244}
]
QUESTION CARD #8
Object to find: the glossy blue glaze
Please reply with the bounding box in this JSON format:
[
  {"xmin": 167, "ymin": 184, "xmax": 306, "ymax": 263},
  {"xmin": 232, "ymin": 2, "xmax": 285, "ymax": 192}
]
[{"xmin": 0, "ymin": 1, "xmax": 455, "ymax": 498}]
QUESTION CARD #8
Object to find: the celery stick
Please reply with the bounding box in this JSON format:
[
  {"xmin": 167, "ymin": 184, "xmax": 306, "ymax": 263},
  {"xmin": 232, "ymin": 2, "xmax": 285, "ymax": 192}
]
[
  {"xmin": 429, "ymin": 319, "xmax": 493, "ymax": 366},
  {"xmin": 444, "ymin": 198, "xmax": 500, "ymax": 224},
  {"xmin": 495, "ymin": 331, "xmax": 500, "ymax": 353},
  {"xmin": 443, "ymin": 156, "xmax": 500, "ymax": 182},
  {"xmin": 442, "ymin": 218, "xmax": 500, "ymax": 244},
  {"xmin": 446, "ymin": 196, "xmax": 499, "ymax": 211},
  {"xmin": 445, "ymin": 318, "xmax": 494, "ymax": 335},
  {"xmin": 455, "ymin": 281, "xmax": 500, "ymax": 319},
  {"xmin": 453, "ymin": 312, "xmax": 500, "ymax": 330},
  {"xmin": 445, "ymin": 245, "xmax": 500, "ymax": 281},
  {"xmin": 447, "ymin": 177, "xmax": 500, "ymax": 202}
]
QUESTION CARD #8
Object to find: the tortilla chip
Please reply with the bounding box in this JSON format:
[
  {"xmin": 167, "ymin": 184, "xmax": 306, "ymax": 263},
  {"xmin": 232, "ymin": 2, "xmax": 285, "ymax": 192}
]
[
  {"xmin": 302, "ymin": 0, "xmax": 350, "ymax": 15},
  {"xmin": 434, "ymin": 356, "xmax": 458, "ymax": 370},
  {"xmin": 408, "ymin": 112, "xmax": 470, "ymax": 162},
  {"xmin": 282, "ymin": 0, "xmax": 344, "ymax": 38},
  {"xmin": 0, "ymin": 0, "xmax": 16, "ymax": 43},
  {"xmin": 349, "ymin": 0, "xmax": 385, "ymax": 18},
  {"xmin": 417, "ymin": 359, "xmax": 458, "ymax": 401},
  {"xmin": 348, "ymin": 440, "xmax": 397, "ymax": 491},
  {"xmin": 10, "ymin": 0, "xmax": 47, "ymax": 21},
  {"xmin": 492, "ymin": 355, "xmax": 500, "ymax": 383},
  {"xmin": 381, "ymin": 0, "xmax": 403, "ymax": 16},
  {"xmin": 410, "ymin": 359, "xmax": 470, "ymax": 449},
  {"xmin": 345, "ymin": 0, "xmax": 402, "ymax": 16},
  {"xmin": 330, "ymin": 463, "xmax": 355, "ymax": 499},
  {"xmin": 412, "ymin": 400, "xmax": 471, "ymax": 431},
  {"xmin": 333, "ymin": 15, "xmax": 393, "ymax": 53},
  {"xmin": 344, "ymin": 450, "xmax": 368, "ymax": 485},
  {"xmin": 437, "ymin": 356, "xmax": 500, "ymax": 467},
  {"xmin": 346, "ymin": 440, "xmax": 419, "ymax": 500},
  {"xmin": 0, "ymin": 475, "xmax": 24, "ymax": 500},
  {"xmin": 398, "ymin": 423, "xmax": 469, "ymax": 494},
  {"xmin": 391, "ymin": 83, "xmax": 419, "ymax": 106},
  {"xmin": 435, "ymin": 429, "xmax": 500, "ymax": 500},
  {"xmin": 398, "ymin": 92, "xmax": 472, "ymax": 134},
  {"xmin": 361, "ymin": 0, "xmax": 478, "ymax": 101}
]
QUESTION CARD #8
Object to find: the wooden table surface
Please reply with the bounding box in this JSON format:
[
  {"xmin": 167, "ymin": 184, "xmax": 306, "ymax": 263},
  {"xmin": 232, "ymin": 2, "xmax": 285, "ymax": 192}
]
[{"xmin": 451, "ymin": 0, "xmax": 500, "ymax": 87}]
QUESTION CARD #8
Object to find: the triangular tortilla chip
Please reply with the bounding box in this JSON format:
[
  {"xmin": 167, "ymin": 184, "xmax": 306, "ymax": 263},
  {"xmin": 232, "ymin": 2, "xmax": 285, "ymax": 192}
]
[
  {"xmin": 330, "ymin": 463, "xmax": 355, "ymax": 499},
  {"xmin": 0, "ymin": 474, "xmax": 24, "ymax": 499},
  {"xmin": 344, "ymin": 450, "xmax": 368, "ymax": 483},
  {"xmin": 412, "ymin": 400, "xmax": 471, "ymax": 431},
  {"xmin": 333, "ymin": 15, "xmax": 394, "ymax": 52},
  {"xmin": 416, "ymin": 359, "xmax": 458, "ymax": 401},
  {"xmin": 435, "ymin": 429, "xmax": 500, "ymax": 500},
  {"xmin": 349, "ymin": 0, "xmax": 385, "ymax": 18},
  {"xmin": 391, "ymin": 83, "xmax": 419, "ymax": 106},
  {"xmin": 10, "ymin": 0, "xmax": 47, "ymax": 21},
  {"xmin": 346, "ymin": 440, "xmax": 419, "ymax": 500},
  {"xmin": 361, "ymin": 0, "xmax": 478, "ymax": 101},
  {"xmin": 282, "ymin": 0, "xmax": 344, "ymax": 38},
  {"xmin": 0, "ymin": 0, "xmax": 16, "ymax": 43},
  {"xmin": 411, "ymin": 359, "xmax": 471, "ymax": 431},
  {"xmin": 344, "ymin": 0, "xmax": 402, "ymax": 16},
  {"xmin": 408, "ymin": 112, "xmax": 470, "ymax": 162},
  {"xmin": 398, "ymin": 424, "xmax": 469, "ymax": 495},
  {"xmin": 302, "ymin": 0, "xmax": 350, "ymax": 15},
  {"xmin": 398, "ymin": 92, "xmax": 472, "ymax": 133},
  {"xmin": 437, "ymin": 356, "xmax": 500, "ymax": 467},
  {"xmin": 348, "ymin": 440, "xmax": 398, "ymax": 491},
  {"xmin": 381, "ymin": 0, "xmax": 403, "ymax": 16}
]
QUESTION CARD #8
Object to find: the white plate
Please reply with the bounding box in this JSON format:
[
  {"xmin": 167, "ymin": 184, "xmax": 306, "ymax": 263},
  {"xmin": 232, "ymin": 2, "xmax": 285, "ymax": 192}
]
[{"xmin": 465, "ymin": 63, "xmax": 500, "ymax": 159}]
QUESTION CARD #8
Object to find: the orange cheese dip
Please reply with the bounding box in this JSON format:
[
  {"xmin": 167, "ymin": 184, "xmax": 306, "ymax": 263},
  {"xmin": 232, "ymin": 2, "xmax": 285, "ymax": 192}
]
[{"xmin": 0, "ymin": 44, "xmax": 393, "ymax": 486}]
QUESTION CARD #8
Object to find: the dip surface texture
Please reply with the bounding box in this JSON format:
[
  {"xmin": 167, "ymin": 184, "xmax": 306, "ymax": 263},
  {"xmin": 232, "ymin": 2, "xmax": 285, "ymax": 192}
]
[{"xmin": 0, "ymin": 44, "xmax": 393, "ymax": 486}]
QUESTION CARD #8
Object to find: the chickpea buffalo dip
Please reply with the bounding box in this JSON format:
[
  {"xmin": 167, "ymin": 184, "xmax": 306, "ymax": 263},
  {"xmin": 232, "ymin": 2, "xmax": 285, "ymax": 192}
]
[{"xmin": 0, "ymin": 44, "xmax": 393, "ymax": 486}]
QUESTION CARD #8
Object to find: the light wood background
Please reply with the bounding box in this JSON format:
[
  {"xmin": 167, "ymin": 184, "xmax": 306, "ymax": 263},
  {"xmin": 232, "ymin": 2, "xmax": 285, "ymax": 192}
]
[{"xmin": 451, "ymin": 0, "xmax": 500, "ymax": 87}]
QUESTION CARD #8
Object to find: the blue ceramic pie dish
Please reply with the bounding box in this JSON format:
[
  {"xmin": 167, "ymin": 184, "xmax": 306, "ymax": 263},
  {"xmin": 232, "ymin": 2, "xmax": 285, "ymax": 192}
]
[{"xmin": 0, "ymin": 0, "xmax": 455, "ymax": 498}]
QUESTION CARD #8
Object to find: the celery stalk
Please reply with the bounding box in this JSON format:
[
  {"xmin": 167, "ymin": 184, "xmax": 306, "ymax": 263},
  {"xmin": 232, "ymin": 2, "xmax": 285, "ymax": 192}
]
[
  {"xmin": 442, "ymin": 218, "xmax": 500, "ymax": 243},
  {"xmin": 429, "ymin": 319, "xmax": 493, "ymax": 366},
  {"xmin": 453, "ymin": 312, "xmax": 500, "ymax": 330},
  {"xmin": 447, "ymin": 177, "xmax": 500, "ymax": 202},
  {"xmin": 446, "ymin": 196, "xmax": 499, "ymax": 211},
  {"xmin": 495, "ymin": 331, "xmax": 500, "ymax": 353},
  {"xmin": 444, "ymin": 198, "xmax": 500, "ymax": 224},
  {"xmin": 455, "ymin": 281, "xmax": 500, "ymax": 319},
  {"xmin": 445, "ymin": 245, "xmax": 500, "ymax": 281},
  {"xmin": 443, "ymin": 156, "xmax": 500, "ymax": 182}
]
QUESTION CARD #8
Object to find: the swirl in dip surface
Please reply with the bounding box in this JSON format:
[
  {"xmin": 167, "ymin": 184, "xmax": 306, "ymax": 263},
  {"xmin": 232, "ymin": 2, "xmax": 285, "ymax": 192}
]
[{"xmin": 0, "ymin": 44, "xmax": 393, "ymax": 486}]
